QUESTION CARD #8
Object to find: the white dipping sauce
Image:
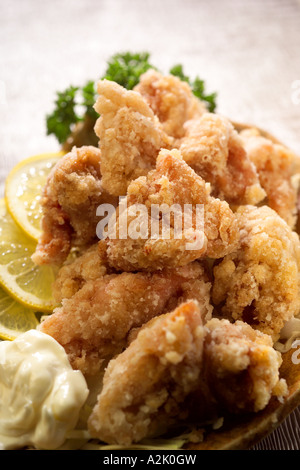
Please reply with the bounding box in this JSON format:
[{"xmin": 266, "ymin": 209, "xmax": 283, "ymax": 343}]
[{"xmin": 0, "ymin": 329, "xmax": 89, "ymax": 450}]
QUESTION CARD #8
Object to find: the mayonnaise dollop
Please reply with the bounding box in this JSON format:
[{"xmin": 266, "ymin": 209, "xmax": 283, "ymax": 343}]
[{"xmin": 0, "ymin": 329, "xmax": 89, "ymax": 450}]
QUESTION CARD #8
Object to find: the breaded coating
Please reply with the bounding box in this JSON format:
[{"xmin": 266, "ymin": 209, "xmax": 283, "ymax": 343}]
[
  {"xmin": 39, "ymin": 262, "xmax": 212, "ymax": 375},
  {"xmin": 134, "ymin": 69, "xmax": 206, "ymax": 139},
  {"xmin": 202, "ymin": 318, "xmax": 288, "ymax": 413},
  {"xmin": 212, "ymin": 205, "xmax": 300, "ymax": 341},
  {"xmin": 32, "ymin": 146, "xmax": 117, "ymax": 266},
  {"xmin": 179, "ymin": 113, "xmax": 266, "ymax": 205},
  {"xmin": 240, "ymin": 128, "xmax": 298, "ymax": 227},
  {"xmin": 103, "ymin": 148, "xmax": 239, "ymax": 271},
  {"xmin": 52, "ymin": 243, "xmax": 111, "ymax": 304},
  {"xmin": 94, "ymin": 79, "xmax": 173, "ymax": 196},
  {"xmin": 88, "ymin": 300, "xmax": 205, "ymax": 446}
]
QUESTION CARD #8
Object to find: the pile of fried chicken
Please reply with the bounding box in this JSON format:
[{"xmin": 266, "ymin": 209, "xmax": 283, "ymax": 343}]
[{"xmin": 32, "ymin": 69, "xmax": 300, "ymax": 446}]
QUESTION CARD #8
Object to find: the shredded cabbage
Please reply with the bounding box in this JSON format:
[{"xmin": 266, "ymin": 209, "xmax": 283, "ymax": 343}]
[
  {"xmin": 61, "ymin": 431, "xmax": 187, "ymax": 451},
  {"xmin": 80, "ymin": 438, "xmax": 187, "ymax": 450}
]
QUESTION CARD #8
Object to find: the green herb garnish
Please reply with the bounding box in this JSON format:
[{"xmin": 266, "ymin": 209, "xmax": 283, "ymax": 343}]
[
  {"xmin": 46, "ymin": 85, "xmax": 80, "ymax": 145},
  {"xmin": 81, "ymin": 80, "xmax": 98, "ymax": 120},
  {"xmin": 103, "ymin": 52, "xmax": 155, "ymax": 90}
]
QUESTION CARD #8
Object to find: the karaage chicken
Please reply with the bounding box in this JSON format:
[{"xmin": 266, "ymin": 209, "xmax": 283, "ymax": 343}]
[
  {"xmin": 87, "ymin": 311, "xmax": 287, "ymax": 446},
  {"xmin": 52, "ymin": 243, "xmax": 110, "ymax": 304},
  {"xmin": 240, "ymin": 127, "xmax": 299, "ymax": 228},
  {"xmin": 212, "ymin": 205, "xmax": 300, "ymax": 341},
  {"xmin": 94, "ymin": 79, "xmax": 173, "ymax": 196},
  {"xmin": 32, "ymin": 146, "xmax": 117, "ymax": 266},
  {"xmin": 103, "ymin": 148, "xmax": 239, "ymax": 271},
  {"xmin": 39, "ymin": 262, "xmax": 212, "ymax": 375},
  {"xmin": 29, "ymin": 67, "xmax": 299, "ymax": 448},
  {"xmin": 202, "ymin": 318, "xmax": 287, "ymax": 413},
  {"xmin": 134, "ymin": 69, "xmax": 206, "ymax": 139},
  {"xmin": 179, "ymin": 113, "xmax": 266, "ymax": 205},
  {"xmin": 88, "ymin": 300, "xmax": 205, "ymax": 446}
]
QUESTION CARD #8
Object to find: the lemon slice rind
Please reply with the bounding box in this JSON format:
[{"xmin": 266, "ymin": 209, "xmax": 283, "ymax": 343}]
[
  {"xmin": 0, "ymin": 285, "xmax": 39, "ymax": 341},
  {"xmin": 5, "ymin": 152, "xmax": 65, "ymax": 242},
  {"xmin": 0, "ymin": 199, "xmax": 57, "ymax": 313}
]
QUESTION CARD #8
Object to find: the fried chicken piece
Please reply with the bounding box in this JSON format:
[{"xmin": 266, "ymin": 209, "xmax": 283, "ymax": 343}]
[
  {"xmin": 32, "ymin": 146, "xmax": 118, "ymax": 266},
  {"xmin": 134, "ymin": 69, "xmax": 206, "ymax": 139},
  {"xmin": 103, "ymin": 148, "xmax": 239, "ymax": 272},
  {"xmin": 202, "ymin": 318, "xmax": 287, "ymax": 413},
  {"xmin": 52, "ymin": 243, "xmax": 111, "ymax": 304},
  {"xmin": 179, "ymin": 113, "xmax": 266, "ymax": 205},
  {"xmin": 93, "ymin": 79, "xmax": 173, "ymax": 196},
  {"xmin": 39, "ymin": 262, "xmax": 212, "ymax": 375},
  {"xmin": 212, "ymin": 205, "xmax": 300, "ymax": 341},
  {"xmin": 88, "ymin": 300, "xmax": 205, "ymax": 445},
  {"xmin": 240, "ymin": 128, "xmax": 298, "ymax": 227}
]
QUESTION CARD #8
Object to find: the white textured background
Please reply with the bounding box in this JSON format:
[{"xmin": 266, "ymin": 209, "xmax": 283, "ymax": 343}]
[{"xmin": 0, "ymin": 0, "xmax": 300, "ymax": 449}]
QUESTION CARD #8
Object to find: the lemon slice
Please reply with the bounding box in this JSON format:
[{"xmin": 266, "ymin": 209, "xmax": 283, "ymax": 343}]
[
  {"xmin": 0, "ymin": 285, "xmax": 39, "ymax": 341},
  {"xmin": 5, "ymin": 152, "xmax": 65, "ymax": 241},
  {"xmin": 0, "ymin": 199, "xmax": 57, "ymax": 312}
]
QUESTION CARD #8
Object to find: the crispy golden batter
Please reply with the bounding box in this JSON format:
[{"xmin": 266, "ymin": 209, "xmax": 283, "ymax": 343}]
[
  {"xmin": 134, "ymin": 69, "xmax": 206, "ymax": 139},
  {"xmin": 240, "ymin": 128, "xmax": 298, "ymax": 227},
  {"xmin": 32, "ymin": 146, "xmax": 117, "ymax": 266},
  {"xmin": 212, "ymin": 205, "xmax": 300, "ymax": 340},
  {"xmin": 202, "ymin": 318, "xmax": 287, "ymax": 413},
  {"xmin": 103, "ymin": 148, "xmax": 239, "ymax": 271},
  {"xmin": 19, "ymin": 70, "xmax": 296, "ymax": 447},
  {"xmin": 39, "ymin": 262, "xmax": 212, "ymax": 375},
  {"xmin": 52, "ymin": 243, "xmax": 111, "ymax": 304},
  {"xmin": 94, "ymin": 79, "xmax": 173, "ymax": 196},
  {"xmin": 87, "ymin": 312, "xmax": 287, "ymax": 445},
  {"xmin": 179, "ymin": 113, "xmax": 266, "ymax": 205},
  {"xmin": 88, "ymin": 300, "xmax": 205, "ymax": 445}
]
